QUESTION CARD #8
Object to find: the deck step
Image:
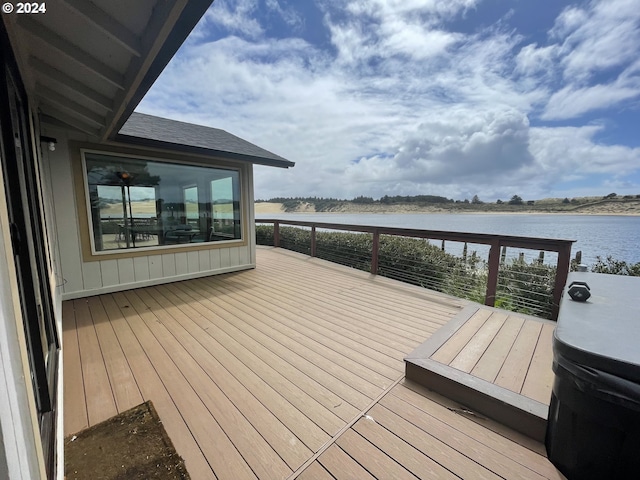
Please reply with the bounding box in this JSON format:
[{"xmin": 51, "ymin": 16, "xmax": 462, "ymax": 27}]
[{"xmin": 405, "ymin": 305, "xmax": 553, "ymax": 443}]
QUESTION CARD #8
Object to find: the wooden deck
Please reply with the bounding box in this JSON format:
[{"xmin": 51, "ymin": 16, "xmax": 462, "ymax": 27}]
[
  {"xmin": 63, "ymin": 246, "xmax": 562, "ymax": 479},
  {"xmin": 405, "ymin": 305, "xmax": 556, "ymax": 442},
  {"xmin": 436, "ymin": 309, "xmax": 555, "ymax": 404}
]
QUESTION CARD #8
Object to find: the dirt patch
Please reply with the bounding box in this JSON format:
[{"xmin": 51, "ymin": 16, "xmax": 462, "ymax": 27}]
[{"xmin": 65, "ymin": 401, "xmax": 190, "ymax": 479}]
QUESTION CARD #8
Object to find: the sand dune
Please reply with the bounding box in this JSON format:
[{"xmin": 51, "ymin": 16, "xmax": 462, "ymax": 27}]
[{"xmin": 253, "ymin": 201, "xmax": 640, "ymax": 215}]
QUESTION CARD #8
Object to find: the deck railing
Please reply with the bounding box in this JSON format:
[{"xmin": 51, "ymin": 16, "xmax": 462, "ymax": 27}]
[{"xmin": 256, "ymin": 219, "xmax": 574, "ymax": 321}]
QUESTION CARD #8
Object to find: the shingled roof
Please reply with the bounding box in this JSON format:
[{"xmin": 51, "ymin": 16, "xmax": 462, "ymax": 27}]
[{"xmin": 115, "ymin": 112, "xmax": 294, "ymax": 168}]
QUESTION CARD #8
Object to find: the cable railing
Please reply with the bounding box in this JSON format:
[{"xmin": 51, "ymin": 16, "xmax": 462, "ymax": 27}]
[{"xmin": 255, "ymin": 219, "xmax": 574, "ymax": 320}]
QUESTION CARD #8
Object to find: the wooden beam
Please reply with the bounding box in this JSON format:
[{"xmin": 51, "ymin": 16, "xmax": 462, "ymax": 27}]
[
  {"xmin": 17, "ymin": 16, "xmax": 124, "ymax": 89},
  {"xmin": 39, "ymin": 109, "xmax": 101, "ymax": 137},
  {"xmin": 551, "ymin": 243, "xmax": 572, "ymax": 321},
  {"xmin": 371, "ymin": 229, "xmax": 380, "ymax": 275},
  {"xmin": 29, "ymin": 57, "xmax": 113, "ymax": 112},
  {"xmin": 60, "ymin": 0, "xmax": 142, "ymax": 57},
  {"xmin": 256, "ymin": 219, "xmax": 575, "ymax": 251},
  {"xmin": 36, "ymin": 84, "xmax": 105, "ymax": 127},
  {"xmin": 405, "ymin": 359, "xmax": 548, "ymax": 442},
  {"xmin": 485, "ymin": 239, "xmax": 501, "ymax": 307},
  {"xmin": 274, "ymin": 221, "xmax": 280, "ymax": 247},
  {"xmin": 101, "ymin": 0, "xmax": 189, "ymax": 139}
]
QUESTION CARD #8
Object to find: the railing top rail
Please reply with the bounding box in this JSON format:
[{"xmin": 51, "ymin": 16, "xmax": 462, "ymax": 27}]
[{"xmin": 256, "ymin": 218, "xmax": 575, "ymax": 252}]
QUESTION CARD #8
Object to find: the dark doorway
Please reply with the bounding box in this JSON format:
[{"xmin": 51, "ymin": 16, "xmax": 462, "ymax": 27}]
[{"xmin": 0, "ymin": 25, "xmax": 59, "ymax": 479}]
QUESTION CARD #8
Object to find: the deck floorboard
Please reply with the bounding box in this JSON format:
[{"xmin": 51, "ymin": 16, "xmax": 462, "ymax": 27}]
[
  {"xmin": 62, "ymin": 301, "xmax": 88, "ymax": 435},
  {"xmin": 64, "ymin": 246, "xmax": 562, "ymax": 479},
  {"xmin": 72, "ymin": 298, "xmax": 117, "ymax": 426}
]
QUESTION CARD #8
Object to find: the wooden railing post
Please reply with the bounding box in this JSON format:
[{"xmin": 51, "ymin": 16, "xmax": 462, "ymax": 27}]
[
  {"xmin": 551, "ymin": 243, "xmax": 572, "ymax": 321},
  {"xmin": 371, "ymin": 229, "xmax": 380, "ymax": 275},
  {"xmin": 256, "ymin": 219, "xmax": 575, "ymax": 320},
  {"xmin": 273, "ymin": 221, "xmax": 280, "ymax": 247},
  {"xmin": 485, "ymin": 239, "xmax": 501, "ymax": 307}
]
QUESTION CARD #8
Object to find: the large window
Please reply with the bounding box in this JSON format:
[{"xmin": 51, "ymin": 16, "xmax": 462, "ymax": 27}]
[{"xmin": 83, "ymin": 152, "xmax": 242, "ymax": 253}]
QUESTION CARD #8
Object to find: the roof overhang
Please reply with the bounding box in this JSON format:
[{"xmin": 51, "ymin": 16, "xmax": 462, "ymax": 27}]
[
  {"xmin": 115, "ymin": 134, "xmax": 296, "ymax": 168},
  {"xmin": 114, "ymin": 112, "xmax": 295, "ymax": 168},
  {"xmin": 2, "ymin": 0, "xmax": 214, "ymax": 141}
]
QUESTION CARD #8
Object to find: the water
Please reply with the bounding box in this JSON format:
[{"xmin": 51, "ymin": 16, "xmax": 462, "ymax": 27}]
[{"xmin": 256, "ymin": 213, "xmax": 640, "ymax": 265}]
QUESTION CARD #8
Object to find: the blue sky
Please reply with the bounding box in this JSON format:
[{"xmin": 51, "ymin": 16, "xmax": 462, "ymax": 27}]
[{"xmin": 139, "ymin": 0, "xmax": 640, "ymax": 202}]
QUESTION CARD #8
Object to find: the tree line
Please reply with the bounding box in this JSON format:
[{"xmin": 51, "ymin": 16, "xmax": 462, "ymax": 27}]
[
  {"xmin": 257, "ymin": 193, "xmax": 640, "ymax": 210},
  {"xmin": 257, "ymin": 195, "xmax": 455, "ymax": 204}
]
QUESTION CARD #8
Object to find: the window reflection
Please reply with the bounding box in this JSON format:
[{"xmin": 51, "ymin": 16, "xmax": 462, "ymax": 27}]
[{"xmin": 84, "ymin": 152, "xmax": 242, "ymax": 252}]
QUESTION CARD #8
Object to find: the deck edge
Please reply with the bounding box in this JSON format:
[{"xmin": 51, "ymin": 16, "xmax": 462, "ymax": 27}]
[{"xmin": 405, "ymin": 358, "xmax": 548, "ymax": 442}]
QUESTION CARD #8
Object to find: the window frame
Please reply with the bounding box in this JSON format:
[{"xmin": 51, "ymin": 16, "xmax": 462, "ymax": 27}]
[
  {"xmin": 1, "ymin": 30, "xmax": 59, "ymax": 478},
  {"xmin": 74, "ymin": 145, "xmax": 249, "ymax": 261}
]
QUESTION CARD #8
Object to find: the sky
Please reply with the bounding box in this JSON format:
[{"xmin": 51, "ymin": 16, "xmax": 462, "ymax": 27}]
[{"xmin": 138, "ymin": 0, "xmax": 640, "ymax": 202}]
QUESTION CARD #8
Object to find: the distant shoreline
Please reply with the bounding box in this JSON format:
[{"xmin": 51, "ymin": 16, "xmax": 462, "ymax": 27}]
[{"xmin": 254, "ymin": 201, "xmax": 640, "ymax": 216}]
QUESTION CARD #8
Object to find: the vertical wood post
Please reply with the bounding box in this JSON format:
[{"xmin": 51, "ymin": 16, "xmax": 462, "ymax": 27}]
[
  {"xmin": 273, "ymin": 221, "xmax": 280, "ymax": 247},
  {"xmin": 371, "ymin": 229, "xmax": 380, "ymax": 275},
  {"xmin": 551, "ymin": 244, "xmax": 572, "ymax": 321},
  {"xmin": 311, "ymin": 225, "xmax": 316, "ymax": 257},
  {"xmin": 574, "ymin": 250, "xmax": 582, "ymax": 264},
  {"xmin": 485, "ymin": 239, "xmax": 501, "ymax": 307}
]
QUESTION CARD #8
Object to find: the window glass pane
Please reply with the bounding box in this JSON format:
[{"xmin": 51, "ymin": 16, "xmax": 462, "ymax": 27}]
[
  {"xmin": 84, "ymin": 152, "xmax": 242, "ymax": 252},
  {"xmin": 184, "ymin": 185, "xmax": 199, "ymax": 224},
  {"xmin": 211, "ymin": 172, "xmax": 241, "ymax": 240}
]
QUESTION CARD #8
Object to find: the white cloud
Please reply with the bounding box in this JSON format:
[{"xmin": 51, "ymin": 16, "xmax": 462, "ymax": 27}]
[
  {"xmin": 542, "ymin": 77, "xmax": 640, "ymax": 120},
  {"xmin": 345, "ymin": 108, "xmax": 534, "ymax": 185},
  {"xmin": 381, "ymin": 25, "xmax": 462, "ymax": 60},
  {"xmin": 507, "ymin": 0, "xmax": 640, "ymax": 121},
  {"xmin": 529, "ymin": 126, "xmax": 640, "ymax": 178},
  {"xmin": 515, "ymin": 43, "xmax": 558, "ymax": 77},
  {"xmin": 342, "ymin": 0, "xmax": 478, "ymax": 18},
  {"xmin": 552, "ymin": 0, "xmax": 640, "ymax": 83},
  {"xmin": 324, "ymin": 0, "xmax": 475, "ymax": 66},
  {"xmin": 201, "ymin": 0, "xmax": 264, "ymax": 39},
  {"xmin": 265, "ymin": 0, "xmax": 304, "ymax": 30},
  {"xmin": 140, "ymin": 0, "xmax": 640, "ymax": 201}
]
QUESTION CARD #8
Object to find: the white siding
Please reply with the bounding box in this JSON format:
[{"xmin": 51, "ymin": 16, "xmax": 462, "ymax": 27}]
[
  {"xmin": 133, "ymin": 257, "xmax": 150, "ymax": 282},
  {"xmin": 248, "ymin": 165, "xmax": 257, "ymax": 265},
  {"xmin": 187, "ymin": 251, "xmax": 200, "ymax": 274},
  {"xmin": 57, "ymin": 244, "xmax": 253, "ymax": 299},
  {"xmin": 48, "ymin": 130, "xmax": 256, "ymax": 300},
  {"xmin": 100, "ymin": 259, "xmax": 119, "ymax": 287},
  {"xmin": 48, "ymin": 130, "xmax": 86, "ymax": 295},
  {"xmin": 210, "ymin": 248, "xmax": 221, "ymax": 269},
  {"xmin": 220, "ymin": 248, "xmax": 231, "ymax": 268},
  {"xmin": 161, "ymin": 254, "xmax": 176, "ymax": 277},
  {"xmin": 148, "ymin": 255, "xmax": 164, "ymax": 280},
  {"xmin": 174, "ymin": 252, "xmax": 188, "ymax": 276},
  {"xmin": 81, "ymin": 262, "xmax": 102, "ymax": 291},
  {"xmin": 116, "ymin": 258, "xmax": 136, "ymax": 284},
  {"xmin": 198, "ymin": 250, "xmax": 211, "ymax": 271}
]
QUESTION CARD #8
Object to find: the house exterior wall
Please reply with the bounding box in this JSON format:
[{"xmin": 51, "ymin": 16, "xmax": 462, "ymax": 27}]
[
  {"xmin": 1, "ymin": 117, "xmax": 260, "ymax": 479},
  {"xmin": 43, "ymin": 126, "xmax": 257, "ymax": 300},
  {"xmin": 2, "ymin": 4, "xmax": 264, "ymax": 477}
]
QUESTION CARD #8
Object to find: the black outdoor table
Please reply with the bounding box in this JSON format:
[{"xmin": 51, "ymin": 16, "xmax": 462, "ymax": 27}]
[{"xmin": 546, "ymin": 272, "xmax": 640, "ymax": 479}]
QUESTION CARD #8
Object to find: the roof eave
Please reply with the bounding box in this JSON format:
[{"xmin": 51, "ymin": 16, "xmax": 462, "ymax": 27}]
[
  {"xmin": 113, "ymin": 133, "xmax": 295, "ymax": 168},
  {"xmin": 103, "ymin": 0, "xmax": 214, "ymax": 141}
]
